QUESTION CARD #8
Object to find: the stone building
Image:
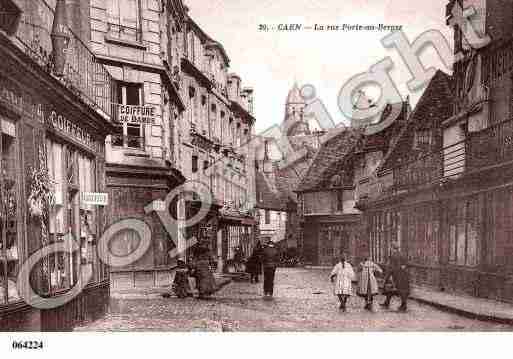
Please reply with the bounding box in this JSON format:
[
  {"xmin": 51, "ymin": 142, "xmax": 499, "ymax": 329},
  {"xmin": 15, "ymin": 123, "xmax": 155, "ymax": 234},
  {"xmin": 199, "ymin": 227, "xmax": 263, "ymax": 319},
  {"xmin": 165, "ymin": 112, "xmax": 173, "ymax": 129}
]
[
  {"xmin": 0, "ymin": 0, "xmax": 115, "ymax": 330},
  {"xmin": 178, "ymin": 15, "xmax": 257, "ymax": 271},
  {"xmin": 88, "ymin": 0, "xmax": 187, "ymax": 290},
  {"xmin": 87, "ymin": 0, "xmax": 258, "ymax": 283}
]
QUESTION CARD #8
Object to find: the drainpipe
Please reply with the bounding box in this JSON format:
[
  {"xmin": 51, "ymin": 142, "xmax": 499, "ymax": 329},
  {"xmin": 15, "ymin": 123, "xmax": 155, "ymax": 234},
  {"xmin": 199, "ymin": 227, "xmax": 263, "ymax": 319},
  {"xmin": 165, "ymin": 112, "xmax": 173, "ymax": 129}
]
[{"xmin": 51, "ymin": 0, "xmax": 70, "ymax": 77}]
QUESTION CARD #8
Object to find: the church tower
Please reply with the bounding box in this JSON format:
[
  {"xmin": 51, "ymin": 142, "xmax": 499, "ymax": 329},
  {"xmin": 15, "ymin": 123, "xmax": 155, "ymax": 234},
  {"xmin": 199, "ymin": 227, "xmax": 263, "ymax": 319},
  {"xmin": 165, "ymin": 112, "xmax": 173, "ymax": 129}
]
[{"xmin": 283, "ymin": 82, "xmax": 310, "ymax": 136}]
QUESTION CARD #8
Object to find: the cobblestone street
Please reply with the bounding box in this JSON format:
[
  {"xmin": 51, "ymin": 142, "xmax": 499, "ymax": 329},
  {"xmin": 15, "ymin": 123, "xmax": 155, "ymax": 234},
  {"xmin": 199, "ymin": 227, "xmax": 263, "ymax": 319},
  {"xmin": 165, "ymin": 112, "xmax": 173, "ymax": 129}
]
[{"xmin": 75, "ymin": 268, "xmax": 511, "ymax": 331}]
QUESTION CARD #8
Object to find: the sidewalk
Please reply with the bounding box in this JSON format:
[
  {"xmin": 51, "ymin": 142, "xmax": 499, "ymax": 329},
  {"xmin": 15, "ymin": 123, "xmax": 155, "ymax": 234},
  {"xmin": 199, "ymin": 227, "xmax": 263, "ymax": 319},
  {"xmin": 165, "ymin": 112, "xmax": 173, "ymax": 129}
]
[
  {"xmin": 111, "ymin": 274, "xmax": 232, "ymax": 300},
  {"xmin": 409, "ymin": 286, "xmax": 513, "ymax": 325}
]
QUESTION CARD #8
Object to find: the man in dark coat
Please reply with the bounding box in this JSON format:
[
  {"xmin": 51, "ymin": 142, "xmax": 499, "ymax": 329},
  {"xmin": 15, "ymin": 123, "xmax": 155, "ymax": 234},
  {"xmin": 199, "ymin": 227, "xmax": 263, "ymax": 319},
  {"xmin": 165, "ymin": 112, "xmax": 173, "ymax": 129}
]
[
  {"xmin": 262, "ymin": 238, "xmax": 279, "ymax": 298},
  {"xmin": 246, "ymin": 241, "xmax": 263, "ymax": 283},
  {"xmin": 381, "ymin": 244, "xmax": 410, "ymax": 311}
]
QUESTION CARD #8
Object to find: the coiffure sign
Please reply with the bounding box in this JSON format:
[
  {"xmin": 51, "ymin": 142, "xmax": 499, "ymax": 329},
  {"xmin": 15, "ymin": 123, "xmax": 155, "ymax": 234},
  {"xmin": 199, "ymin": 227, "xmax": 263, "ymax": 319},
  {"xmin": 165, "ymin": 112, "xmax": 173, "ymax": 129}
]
[{"xmin": 117, "ymin": 104, "xmax": 157, "ymax": 125}]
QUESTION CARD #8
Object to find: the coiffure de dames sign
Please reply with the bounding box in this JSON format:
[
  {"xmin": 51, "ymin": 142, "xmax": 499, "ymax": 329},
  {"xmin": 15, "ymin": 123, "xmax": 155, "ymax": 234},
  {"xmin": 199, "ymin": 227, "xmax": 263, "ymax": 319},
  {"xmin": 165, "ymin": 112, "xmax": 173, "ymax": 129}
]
[{"xmin": 117, "ymin": 104, "xmax": 157, "ymax": 125}]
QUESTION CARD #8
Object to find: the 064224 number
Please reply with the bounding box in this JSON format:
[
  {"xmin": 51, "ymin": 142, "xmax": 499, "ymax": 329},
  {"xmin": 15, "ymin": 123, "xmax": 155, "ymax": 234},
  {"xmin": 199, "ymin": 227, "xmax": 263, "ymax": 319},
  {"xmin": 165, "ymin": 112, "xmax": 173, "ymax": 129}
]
[{"xmin": 12, "ymin": 341, "xmax": 44, "ymax": 350}]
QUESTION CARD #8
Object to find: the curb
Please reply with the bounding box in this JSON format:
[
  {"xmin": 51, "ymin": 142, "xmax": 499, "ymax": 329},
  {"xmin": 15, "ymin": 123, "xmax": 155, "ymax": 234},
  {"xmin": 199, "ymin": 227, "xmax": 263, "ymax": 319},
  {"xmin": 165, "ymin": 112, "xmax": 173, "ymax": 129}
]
[{"xmin": 409, "ymin": 295, "xmax": 513, "ymax": 326}]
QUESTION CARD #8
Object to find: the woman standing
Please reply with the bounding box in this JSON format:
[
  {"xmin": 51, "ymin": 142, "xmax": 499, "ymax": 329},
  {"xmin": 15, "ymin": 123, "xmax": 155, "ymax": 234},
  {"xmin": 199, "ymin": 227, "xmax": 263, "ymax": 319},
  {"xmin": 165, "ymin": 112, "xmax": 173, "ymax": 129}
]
[
  {"xmin": 357, "ymin": 257, "xmax": 383, "ymax": 311},
  {"xmin": 192, "ymin": 240, "xmax": 217, "ymax": 299},
  {"xmin": 330, "ymin": 254, "xmax": 355, "ymax": 311}
]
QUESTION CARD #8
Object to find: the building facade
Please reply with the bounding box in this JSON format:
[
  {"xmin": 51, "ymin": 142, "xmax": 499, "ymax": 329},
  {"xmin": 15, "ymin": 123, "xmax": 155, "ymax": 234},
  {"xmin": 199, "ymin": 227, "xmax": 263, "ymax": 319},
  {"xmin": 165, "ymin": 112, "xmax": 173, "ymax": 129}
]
[
  {"xmin": 357, "ymin": 0, "xmax": 513, "ymax": 303},
  {"xmin": 88, "ymin": 0, "xmax": 187, "ymax": 291},
  {"xmin": 0, "ymin": 0, "xmax": 114, "ymax": 330},
  {"xmin": 178, "ymin": 17, "xmax": 257, "ymax": 272},
  {"xmin": 297, "ymin": 98, "xmax": 410, "ymax": 266}
]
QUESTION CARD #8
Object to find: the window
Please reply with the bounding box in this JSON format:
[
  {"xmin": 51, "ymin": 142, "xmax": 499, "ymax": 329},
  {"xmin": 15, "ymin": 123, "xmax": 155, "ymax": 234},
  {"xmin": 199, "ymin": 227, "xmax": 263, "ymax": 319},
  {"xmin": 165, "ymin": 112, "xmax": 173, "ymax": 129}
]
[
  {"xmin": 203, "ymin": 160, "xmax": 209, "ymax": 172},
  {"xmin": 336, "ymin": 190, "xmax": 343, "ymax": 212},
  {"xmin": 113, "ymin": 82, "xmax": 144, "ymax": 150},
  {"xmin": 414, "ymin": 130, "xmax": 432, "ymax": 149},
  {"xmin": 265, "ymin": 210, "xmax": 271, "ymax": 224},
  {"xmin": 192, "ymin": 155, "xmax": 198, "ymax": 173},
  {"xmin": 0, "ymin": 132, "xmax": 20, "ymax": 304},
  {"xmin": 447, "ymin": 198, "xmax": 480, "ymax": 267},
  {"xmin": 46, "ymin": 140, "xmax": 99, "ymax": 293},
  {"xmin": 107, "ymin": 0, "xmax": 141, "ymax": 42}
]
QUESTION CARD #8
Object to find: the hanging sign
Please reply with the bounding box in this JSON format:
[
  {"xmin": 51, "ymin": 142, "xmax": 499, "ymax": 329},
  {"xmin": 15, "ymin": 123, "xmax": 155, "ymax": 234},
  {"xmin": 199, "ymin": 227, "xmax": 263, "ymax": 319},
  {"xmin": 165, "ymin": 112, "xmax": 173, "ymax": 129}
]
[
  {"xmin": 81, "ymin": 192, "xmax": 109, "ymax": 206},
  {"xmin": 117, "ymin": 104, "xmax": 157, "ymax": 125}
]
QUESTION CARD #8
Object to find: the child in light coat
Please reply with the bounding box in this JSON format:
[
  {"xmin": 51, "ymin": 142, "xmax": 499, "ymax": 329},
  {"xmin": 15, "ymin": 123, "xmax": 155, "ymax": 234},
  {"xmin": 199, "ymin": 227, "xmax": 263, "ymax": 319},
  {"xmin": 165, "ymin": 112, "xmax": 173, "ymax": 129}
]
[{"xmin": 330, "ymin": 254, "xmax": 355, "ymax": 311}]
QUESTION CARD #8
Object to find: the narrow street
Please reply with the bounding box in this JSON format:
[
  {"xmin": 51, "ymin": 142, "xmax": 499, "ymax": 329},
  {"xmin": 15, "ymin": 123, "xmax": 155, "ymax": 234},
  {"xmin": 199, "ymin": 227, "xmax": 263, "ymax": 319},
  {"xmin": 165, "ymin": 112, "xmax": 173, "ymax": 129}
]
[{"xmin": 76, "ymin": 268, "xmax": 511, "ymax": 331}]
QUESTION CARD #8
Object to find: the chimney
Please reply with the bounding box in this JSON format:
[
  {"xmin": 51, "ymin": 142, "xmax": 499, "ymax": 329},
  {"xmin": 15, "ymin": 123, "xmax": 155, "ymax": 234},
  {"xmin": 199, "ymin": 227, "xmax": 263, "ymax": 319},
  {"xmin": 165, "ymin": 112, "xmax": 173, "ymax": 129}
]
[
  {"xmin": 242, "ymin": 87, "xmax": 254, "ymax": 114},
  {"xmin": 227, "ymin": 73, "xmax": 241, "ymax": 101}
]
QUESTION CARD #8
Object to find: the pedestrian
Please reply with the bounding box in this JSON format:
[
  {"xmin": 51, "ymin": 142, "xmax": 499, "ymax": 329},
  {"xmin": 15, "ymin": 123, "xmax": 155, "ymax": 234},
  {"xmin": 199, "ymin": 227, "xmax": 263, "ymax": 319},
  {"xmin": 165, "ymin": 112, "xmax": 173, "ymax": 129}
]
[
  {"xmin": 357, "ymin": 256, "xmax": 383, "ymax": 311},
  {"xmin": 380, "ymin": 243, "xmax": 410, "ymax": 312},
  {"xmin": 262, "ymin": 238, "xmax": 279, "ymax": 299},
  {"xmin": 171, "ymin": 259, "xmax": 192, "ymax": 298},
  {"xmin": 234, "ymin": 245, "xmax": 244, "ymax": 272},
  {"xmin": 191, "ymin": 240, "xmax": 217, "ymax": 300},
  {"xmin": 246, "ymin": 241, "xmax": 263, "ymax": 283},
  {"xmin": 330, "ymin": 253, "xmax": 355, "ymax": 311}
]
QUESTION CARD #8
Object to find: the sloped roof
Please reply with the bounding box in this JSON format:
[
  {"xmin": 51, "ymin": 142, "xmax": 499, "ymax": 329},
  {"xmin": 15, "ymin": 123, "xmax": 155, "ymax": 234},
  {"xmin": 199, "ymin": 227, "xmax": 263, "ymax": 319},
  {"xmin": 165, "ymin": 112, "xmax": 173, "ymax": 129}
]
[
  {"xmin": 364, "ymin": 102, "xmax": 405, "ymax": 136},
  {"xmin": 295, "ymin": 129, "xmax": 362, "ymax": 193},
  {"xmin": 378, "ymin": 70, "xmax": 454, "ymax": 172},
  {"xmin": 255, "ymin": 171, "xmax": 291, "ymax": 211}
]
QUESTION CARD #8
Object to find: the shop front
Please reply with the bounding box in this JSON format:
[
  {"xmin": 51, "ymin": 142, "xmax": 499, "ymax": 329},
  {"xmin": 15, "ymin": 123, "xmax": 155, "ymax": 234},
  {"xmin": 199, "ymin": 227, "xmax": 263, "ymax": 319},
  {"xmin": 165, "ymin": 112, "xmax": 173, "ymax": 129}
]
[
  {"xmin": 219, "ymin": 213, "xmax": 257, "ymax": 273},
  {"xmin": 0, "ymin": 32, "xmax": 113, "ymax": 331}
]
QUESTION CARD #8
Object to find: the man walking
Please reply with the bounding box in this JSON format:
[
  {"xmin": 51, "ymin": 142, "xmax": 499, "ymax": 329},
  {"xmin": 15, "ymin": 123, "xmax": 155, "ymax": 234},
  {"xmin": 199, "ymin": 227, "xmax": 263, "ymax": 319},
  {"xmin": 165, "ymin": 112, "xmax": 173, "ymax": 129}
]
[
  {"xmin": 262, "ymin": 238, "xmax": 279, "ymax": 299},
  {"xmin": 380, "ymin": 243, "xmax": 410, "ymax": 311}
]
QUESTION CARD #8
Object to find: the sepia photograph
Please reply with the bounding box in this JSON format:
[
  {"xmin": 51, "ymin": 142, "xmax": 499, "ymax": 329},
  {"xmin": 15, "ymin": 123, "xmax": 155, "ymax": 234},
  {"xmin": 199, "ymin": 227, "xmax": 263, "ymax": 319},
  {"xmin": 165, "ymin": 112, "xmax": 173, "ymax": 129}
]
[{"xmin": 0, "ymin": 0, "xmax": 512, "ymax": 356}]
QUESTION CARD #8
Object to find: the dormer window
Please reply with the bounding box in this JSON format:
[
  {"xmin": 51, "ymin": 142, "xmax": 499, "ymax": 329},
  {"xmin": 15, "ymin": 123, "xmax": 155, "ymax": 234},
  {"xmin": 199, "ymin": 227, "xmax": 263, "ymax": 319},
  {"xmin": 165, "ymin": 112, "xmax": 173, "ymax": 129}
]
[{"xmin": 414, "ymin": 130, "xmax": 432, "ymax": 149}]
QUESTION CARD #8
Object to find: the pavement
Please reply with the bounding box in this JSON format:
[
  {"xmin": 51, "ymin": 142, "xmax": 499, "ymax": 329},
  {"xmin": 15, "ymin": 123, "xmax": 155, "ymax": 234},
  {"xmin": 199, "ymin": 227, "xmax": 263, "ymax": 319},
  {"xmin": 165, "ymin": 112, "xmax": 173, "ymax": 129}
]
[
  {"xmin": 74, "ymin": 268, "xmax": 513, "ymax": 331},
  {"xmin": 110, "ymin": 273, "xmax": 232, "ymax": 300},
  {"xmin": 410, "ymin": 285, "xmax": 513, "ymax": 325}
]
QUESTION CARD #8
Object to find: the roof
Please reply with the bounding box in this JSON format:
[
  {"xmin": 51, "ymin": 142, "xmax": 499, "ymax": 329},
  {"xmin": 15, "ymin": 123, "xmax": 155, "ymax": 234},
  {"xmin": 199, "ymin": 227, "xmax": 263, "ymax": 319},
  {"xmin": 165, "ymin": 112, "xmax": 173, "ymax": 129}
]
[
  {"xmin": 187, "ymin": 18, "xmax": 230, "ymax": 65},
  {"xmin": 255, "ymin": 171, "xmax": 292, "ymax": 211},
  {"xmin": 296, "ymin": 129, "xmax": 362, "ymax": 193},
  {"xmin": 378, "ymin": 70, "xmax": 454, "ymax": 173},
  {"xmin": 363, "ymin": 102, "xmax": 405, "ymax": 136}
]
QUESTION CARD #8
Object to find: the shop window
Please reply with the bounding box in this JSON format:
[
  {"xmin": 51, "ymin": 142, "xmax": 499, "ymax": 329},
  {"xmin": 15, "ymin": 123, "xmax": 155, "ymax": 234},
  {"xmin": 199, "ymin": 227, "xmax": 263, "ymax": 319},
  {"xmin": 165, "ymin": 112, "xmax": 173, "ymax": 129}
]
[
  {"xmin": 107, "ymin": 0, "xmax": 142, "ymax": 42},
  {"xmin": 46, "ymin": 141, "xmax": 98, "ymax": 293},
  {"xmin": 113, "ymin": 82, "xmax": 144, "ymax": 150},
  {"xmin": 0, "ymin": 132, "xmax": 20, "ymax": 304}
]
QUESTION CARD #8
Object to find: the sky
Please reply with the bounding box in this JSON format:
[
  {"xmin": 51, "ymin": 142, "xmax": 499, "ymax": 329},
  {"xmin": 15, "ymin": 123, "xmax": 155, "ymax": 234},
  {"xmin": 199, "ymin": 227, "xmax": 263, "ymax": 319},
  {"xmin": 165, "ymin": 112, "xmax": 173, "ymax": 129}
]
[{"xmin": 185, "ymin": 0, "xmax": 454, "ymax": 132}]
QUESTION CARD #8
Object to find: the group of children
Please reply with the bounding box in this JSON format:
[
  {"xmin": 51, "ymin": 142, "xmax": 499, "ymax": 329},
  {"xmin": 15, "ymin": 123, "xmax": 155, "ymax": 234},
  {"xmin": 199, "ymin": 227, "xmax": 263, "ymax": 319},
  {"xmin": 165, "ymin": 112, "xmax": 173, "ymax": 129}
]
[{"xmin": 330, "ymin": 252, "xmax": 409, "ymax": 312}]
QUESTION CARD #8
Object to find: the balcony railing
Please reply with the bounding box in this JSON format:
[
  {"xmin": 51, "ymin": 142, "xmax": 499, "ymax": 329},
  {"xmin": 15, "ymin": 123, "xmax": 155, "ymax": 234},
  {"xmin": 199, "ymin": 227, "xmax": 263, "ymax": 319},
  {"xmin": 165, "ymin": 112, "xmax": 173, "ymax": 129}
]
[
  {"xmin": 14, "ymin": 1, "xmax": 114, "ymax": 119},
  {"xmin": 388, "ymin": 118, "xmax": 513, "ymax": 193},
  {"xmin": 111, "ymin": 134, "xmax": 144, "ymax": 150}
]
